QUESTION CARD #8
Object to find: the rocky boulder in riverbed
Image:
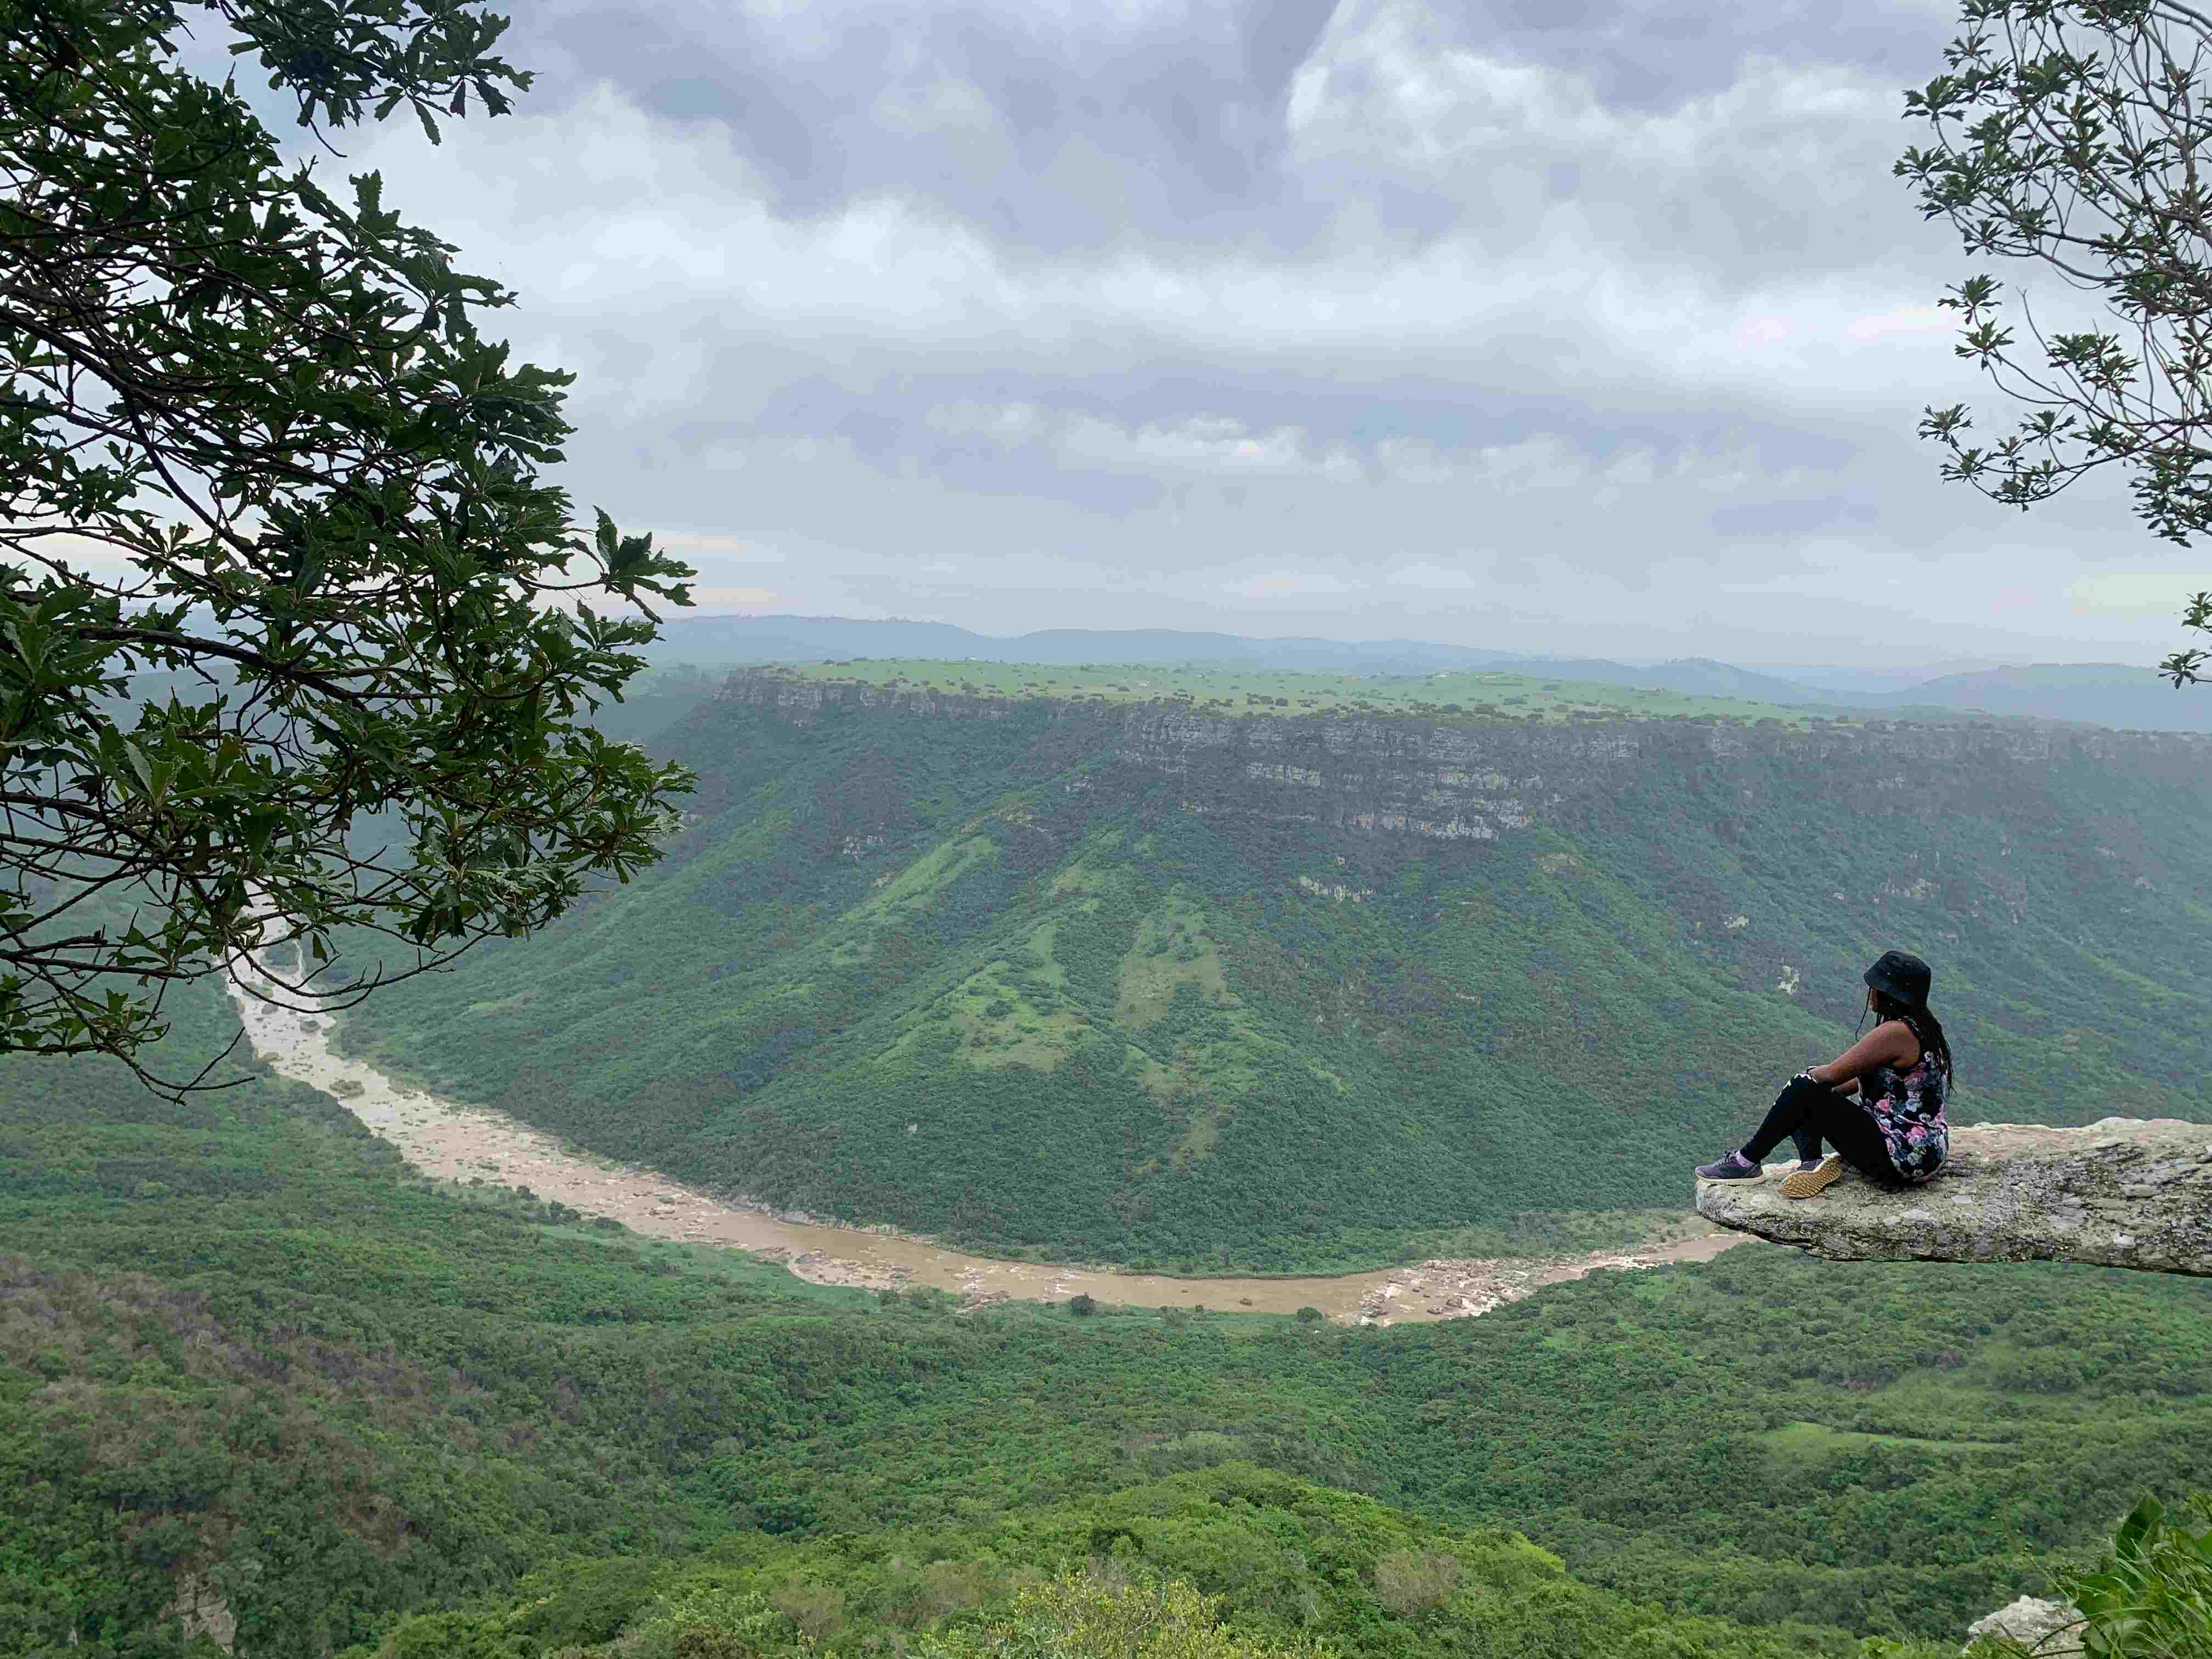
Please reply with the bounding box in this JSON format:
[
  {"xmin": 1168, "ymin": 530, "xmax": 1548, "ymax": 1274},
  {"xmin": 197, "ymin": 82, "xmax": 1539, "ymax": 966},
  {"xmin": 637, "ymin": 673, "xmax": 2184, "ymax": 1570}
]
[{"xmin": 1696, "ymin": 1118, "xmax": 2212, "ymax": 1277}]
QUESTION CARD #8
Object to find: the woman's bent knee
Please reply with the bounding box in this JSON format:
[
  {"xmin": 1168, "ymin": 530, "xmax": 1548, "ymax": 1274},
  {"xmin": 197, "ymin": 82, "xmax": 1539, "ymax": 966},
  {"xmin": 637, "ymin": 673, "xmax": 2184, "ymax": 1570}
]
[{"xmin": 1774, "ymin": 1074, "xmax": 1832, "ymax": 1109}]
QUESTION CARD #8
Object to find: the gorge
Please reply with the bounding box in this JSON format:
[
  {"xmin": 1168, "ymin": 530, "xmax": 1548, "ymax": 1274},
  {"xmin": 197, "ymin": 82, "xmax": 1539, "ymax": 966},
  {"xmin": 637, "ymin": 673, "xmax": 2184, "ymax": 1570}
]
[
  {"xmin": 228, "ymin": 941, "xmax": 1738, "ymax": 1320},
  {"xmin": 332, "ymin": 665, "xmax": 2212, "ymax": 1271}
]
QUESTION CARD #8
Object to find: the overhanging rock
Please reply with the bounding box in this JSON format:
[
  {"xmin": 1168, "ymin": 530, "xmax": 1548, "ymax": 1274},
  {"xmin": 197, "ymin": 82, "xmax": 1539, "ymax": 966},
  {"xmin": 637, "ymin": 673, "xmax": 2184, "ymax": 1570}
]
[{"xmin": 1696, "ymin": 1118, "xmax": 2212, "ymax": 1277}]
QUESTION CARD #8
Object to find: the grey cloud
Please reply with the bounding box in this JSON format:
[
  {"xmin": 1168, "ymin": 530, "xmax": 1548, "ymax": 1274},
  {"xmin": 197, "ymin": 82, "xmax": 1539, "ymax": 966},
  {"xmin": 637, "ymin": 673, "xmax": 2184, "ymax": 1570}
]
[
  {"xmin": 1429, "ymin": 0, "xmax": 1953, "ymax": 110},
  {"xmin": 1709, "ymin": 497, "xmax": 1880, "ymax": 537},
  {"xmin": 590, "ymin": 393, "xmax": 1902, "ymax": 575},
  {"xmin": 549, "ymin": 276, "xmax": 1904, "ymax": 539},
  {"xmin": 510, "ymin": 0, "xmax": 1957, "ymax": 276},
  {"xmin": 191, "ymin": 0, "xmax": 1963, "ymax": 293},
  {"xmin": 160, "ymin": 0, "xmax": 2188, "ymax": 664},
  {"xmin": 520, "ymin": 0, "xmax": 1343, "ymax": 249}
]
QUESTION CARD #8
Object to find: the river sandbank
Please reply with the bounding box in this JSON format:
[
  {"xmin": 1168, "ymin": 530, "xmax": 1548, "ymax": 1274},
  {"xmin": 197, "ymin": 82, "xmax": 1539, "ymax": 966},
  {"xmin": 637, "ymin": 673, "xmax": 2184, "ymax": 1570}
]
[{"xmin": 224, "ymin": 957, "xmax": 1741, "ymax": 1323}]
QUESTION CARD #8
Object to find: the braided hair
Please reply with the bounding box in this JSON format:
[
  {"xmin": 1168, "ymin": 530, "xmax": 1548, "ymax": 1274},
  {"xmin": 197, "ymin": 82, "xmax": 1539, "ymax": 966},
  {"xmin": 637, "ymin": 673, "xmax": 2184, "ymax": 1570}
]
[{"xmin": 1871, "ymin": 987, "xmax": 1954, "ymax": 1082}]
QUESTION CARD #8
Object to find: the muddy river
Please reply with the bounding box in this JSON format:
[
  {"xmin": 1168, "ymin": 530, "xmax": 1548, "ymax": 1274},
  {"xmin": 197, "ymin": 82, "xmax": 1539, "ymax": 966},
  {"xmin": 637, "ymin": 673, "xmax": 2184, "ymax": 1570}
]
[{"xmin": 224, "ymin": 956, "xmax": 1741, "ymax": 1324}]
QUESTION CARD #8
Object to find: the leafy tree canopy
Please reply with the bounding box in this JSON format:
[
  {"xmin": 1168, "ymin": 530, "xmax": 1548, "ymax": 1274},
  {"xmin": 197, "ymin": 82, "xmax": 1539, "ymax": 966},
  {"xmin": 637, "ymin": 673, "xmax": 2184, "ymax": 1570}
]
[
  {"xmin": 1900, "ymin": 0, "xmax": 2212, "ymax": 686},
  {"xmin": 0, "ymin": 0, "xmax": 694, "ymax": 1079}
]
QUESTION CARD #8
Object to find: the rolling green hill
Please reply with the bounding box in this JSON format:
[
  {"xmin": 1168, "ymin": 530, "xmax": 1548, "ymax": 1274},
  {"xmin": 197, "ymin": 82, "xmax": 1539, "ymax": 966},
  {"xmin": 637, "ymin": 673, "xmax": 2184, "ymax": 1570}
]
[{"xmin": 331, "ymin": 667, "xmax": 2212, "ymax": 1271}]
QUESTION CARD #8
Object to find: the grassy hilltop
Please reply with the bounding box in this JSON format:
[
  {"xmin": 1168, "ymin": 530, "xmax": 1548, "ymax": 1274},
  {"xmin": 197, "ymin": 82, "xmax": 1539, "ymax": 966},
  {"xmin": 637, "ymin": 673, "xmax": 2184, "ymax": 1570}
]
[
  {"xmin": 755, "ymin": 656, "xmax": 1844, "ymax": 724},
  {"xmin": 330, "ymin": 663, "xmax": 2212, "ymax": 1272}
]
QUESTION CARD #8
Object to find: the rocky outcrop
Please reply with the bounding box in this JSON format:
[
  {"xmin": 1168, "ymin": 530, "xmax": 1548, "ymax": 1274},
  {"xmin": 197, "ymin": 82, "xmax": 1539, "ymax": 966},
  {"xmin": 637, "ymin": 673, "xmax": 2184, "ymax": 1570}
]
[
  {"xmin": 162, "ymin": 1572, "xmax": 237, "ymax": 1655},
  {"xmin": 708, "ymin": 671, "xmax": 2212, "ymax": 851},
  {"xmin": 1697, "ymin": 1119, "xmax": 2212, "ymax": 1276},
  {"xmin": 1965, "ymin": 1595, "xmax": 2083, "ymax": 1655}
]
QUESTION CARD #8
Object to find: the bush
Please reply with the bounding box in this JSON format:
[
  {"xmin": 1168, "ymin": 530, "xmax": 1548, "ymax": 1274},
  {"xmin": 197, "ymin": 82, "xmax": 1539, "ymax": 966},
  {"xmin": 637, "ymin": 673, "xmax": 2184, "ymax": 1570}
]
[
  {"xmin": 920, "ymin": 1570, "xmax": 1322, "ymax": 1659},
  {"xmin": 1069, "ymin": 1293, "xmax": 1098, "ymax": 1316},
  {"xmin": 630, "ymin": 1586, "xmax": 787, "ymax": 1659},
  {"xmin": 879, "ymin": 1559, "xmax": 1002, "ymax": 1629},
  {"xmin": 1373, "ymin": 1550, "xmax": 1462, "ymax": 1616},
  {"xmin": 769, "ymin": 1576, "xmax": 848, "ymax": 1642},
  {"xmin": 1137, "ymin": 1432, "xmax": 1243, "ymax": 1475}
]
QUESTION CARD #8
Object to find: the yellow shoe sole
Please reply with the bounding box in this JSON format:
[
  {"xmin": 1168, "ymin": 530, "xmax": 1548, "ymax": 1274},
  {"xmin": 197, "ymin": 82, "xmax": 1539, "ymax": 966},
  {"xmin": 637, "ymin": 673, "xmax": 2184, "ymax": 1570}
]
[{"xmin": 1780, "ymin": 1156, "xmax": 1845, "ymax": 1200}]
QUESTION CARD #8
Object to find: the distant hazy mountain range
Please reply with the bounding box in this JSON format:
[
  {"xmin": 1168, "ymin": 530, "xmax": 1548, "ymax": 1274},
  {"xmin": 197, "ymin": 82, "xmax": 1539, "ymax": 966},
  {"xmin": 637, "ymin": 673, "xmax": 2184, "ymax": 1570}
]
[{"xmin": 644, "ymin": 613, "xmax": 2212, "ymax": 733}]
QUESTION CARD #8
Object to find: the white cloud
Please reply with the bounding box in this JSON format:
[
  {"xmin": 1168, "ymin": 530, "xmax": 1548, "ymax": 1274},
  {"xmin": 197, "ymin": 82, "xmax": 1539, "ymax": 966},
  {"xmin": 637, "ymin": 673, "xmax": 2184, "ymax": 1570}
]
[
  {"xmin": 2069, "ymin": 572, "xmax": 2211, "ymax": 614},
  {"xmin": 207, "ymin": 0, "xmax": 2194, "ymax": 663},
  {"xmin": 1390, "ymin": 562, "xmax": 1488, "ymax": 591},
  {"xmin": 1223, "ymin": 571, "xmax": 1366, "ymax": 598},
  {"xmin": 685, "ymin": 585, "xmax": 788, "ymax": 608}
]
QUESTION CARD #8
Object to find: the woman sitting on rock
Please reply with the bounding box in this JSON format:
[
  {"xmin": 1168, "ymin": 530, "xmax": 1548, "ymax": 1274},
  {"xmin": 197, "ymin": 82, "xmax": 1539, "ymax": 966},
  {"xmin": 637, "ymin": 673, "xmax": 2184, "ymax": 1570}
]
[{"xmin": 1696, "ymin": 949, "xmax": 1954, "ymax": 1199}]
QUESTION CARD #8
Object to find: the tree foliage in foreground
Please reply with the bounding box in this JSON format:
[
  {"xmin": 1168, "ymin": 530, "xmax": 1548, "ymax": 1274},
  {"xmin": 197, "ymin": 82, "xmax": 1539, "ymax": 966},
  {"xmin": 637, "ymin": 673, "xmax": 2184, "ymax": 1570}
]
[
  {"xmin": 0, "ymin": 0, "xmax": 692, "ymax": 1079},
  {"xmin": 2068, "ymin": 1495, "xmax": 2212, "ymax": 1659},
  {"xmin": 1899, "ymin": 0, "xmax": 2212, "ymax": 686}
]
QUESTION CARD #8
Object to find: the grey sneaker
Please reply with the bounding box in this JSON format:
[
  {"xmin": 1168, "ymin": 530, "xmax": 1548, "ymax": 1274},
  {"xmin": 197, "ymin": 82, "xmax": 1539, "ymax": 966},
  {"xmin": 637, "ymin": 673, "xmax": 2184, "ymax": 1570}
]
[
  {"xmin": 1796, "ymin": 1158, "xmax": 1822, "ymax": 1173},
  {"xmin": 1695, "ymin": 1150, "xmax": 1762, "ymax": 1181}
]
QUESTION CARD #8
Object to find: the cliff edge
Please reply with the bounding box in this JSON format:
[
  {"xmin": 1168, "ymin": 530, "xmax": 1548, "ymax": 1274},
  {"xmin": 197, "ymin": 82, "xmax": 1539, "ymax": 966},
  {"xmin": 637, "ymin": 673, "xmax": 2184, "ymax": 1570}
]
[{"xmin": 1696, "ymin": 1118, "xmax": 2212, "ymax": 1276}]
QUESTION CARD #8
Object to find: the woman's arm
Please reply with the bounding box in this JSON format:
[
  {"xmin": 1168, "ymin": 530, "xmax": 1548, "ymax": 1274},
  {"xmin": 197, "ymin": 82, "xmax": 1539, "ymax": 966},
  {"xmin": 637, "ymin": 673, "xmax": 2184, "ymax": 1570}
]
[{"xmin": 1804, "ymin": 1020, "xmax": 1918, "ymax": 1087}]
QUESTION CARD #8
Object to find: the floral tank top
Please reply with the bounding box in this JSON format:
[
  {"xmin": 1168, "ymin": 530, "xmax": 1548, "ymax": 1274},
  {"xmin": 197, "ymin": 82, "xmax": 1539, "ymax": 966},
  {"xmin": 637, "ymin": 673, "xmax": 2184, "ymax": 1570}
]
[{"xmin": 1864, "ymin": 1021, "xmax": 1950, "ymax": 1184}]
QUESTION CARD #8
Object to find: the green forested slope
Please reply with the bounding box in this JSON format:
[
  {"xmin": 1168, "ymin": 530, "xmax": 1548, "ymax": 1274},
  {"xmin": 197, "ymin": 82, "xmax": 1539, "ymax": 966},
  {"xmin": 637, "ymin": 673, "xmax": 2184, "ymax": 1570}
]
[
  {"xmin": 352, "ymin": 1466, "xmax": 1940, "ymax": 1659},
  {"xmin": 9, "ymin": 977, "xmax": 2212, "ymax": 1655},
  {"xmin": 334, "ymin": 675, "xmax": 2212, "ymax": 1268},
  {"xmin": 6, "ymin": 962, "xmax": 2211, "ymax": 1652},
  {"xmin": 10, "ymin": 673, "xmax": 2210, "ymax": 1656}
]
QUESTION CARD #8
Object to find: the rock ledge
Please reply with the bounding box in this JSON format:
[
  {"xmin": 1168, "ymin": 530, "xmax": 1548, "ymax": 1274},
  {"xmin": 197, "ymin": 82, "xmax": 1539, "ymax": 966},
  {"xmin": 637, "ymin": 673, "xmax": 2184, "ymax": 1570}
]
[{"xmin": 1696, "ymin": 1118, "xmax": 2212, "ymax": 1277}]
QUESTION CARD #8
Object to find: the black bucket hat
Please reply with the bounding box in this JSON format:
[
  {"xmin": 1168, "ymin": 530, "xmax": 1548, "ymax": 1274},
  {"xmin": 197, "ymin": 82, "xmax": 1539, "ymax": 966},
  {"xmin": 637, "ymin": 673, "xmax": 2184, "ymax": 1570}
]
[{"xmin": 1863, "ymin": 949, "xmax": 1932, "ymax": 1008}]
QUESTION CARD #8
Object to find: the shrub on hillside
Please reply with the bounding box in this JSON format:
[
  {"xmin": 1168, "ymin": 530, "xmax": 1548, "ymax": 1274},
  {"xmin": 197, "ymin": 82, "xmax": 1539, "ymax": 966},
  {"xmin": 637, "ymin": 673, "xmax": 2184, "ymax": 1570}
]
[
  {"xmin": 768, "ymin": 1576, "xmax": 848, "ymax": 1642},
  {"xmin": 920, "ymin": 1570, "xmax": 1322, "ymax": 1659},
  {"xmin": 1372, "ymin": 1550, "xmax": 1462, "ymax": 1616}
]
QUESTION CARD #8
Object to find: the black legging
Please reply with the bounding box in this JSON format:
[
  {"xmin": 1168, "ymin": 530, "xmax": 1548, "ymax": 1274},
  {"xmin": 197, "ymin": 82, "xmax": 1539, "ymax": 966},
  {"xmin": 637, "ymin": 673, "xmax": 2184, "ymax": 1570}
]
[{"xmin": 1742, "ymin": 1076, "xmax": 1901, "ymax": 1183}]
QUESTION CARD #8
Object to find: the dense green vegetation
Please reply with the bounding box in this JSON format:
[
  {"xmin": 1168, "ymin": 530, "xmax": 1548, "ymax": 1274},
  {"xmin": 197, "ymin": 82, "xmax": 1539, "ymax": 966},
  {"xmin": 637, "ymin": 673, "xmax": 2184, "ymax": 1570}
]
[
  {"xmin": 9, "ymin": 675, "xmax": 2208, "ymax": 1657},
  {"xmin": 756, "ymin": 657, "xmax": 1840, "ymax": 724},
  {"xmin": 348, "ymin": 1468, "xmax": 1948, "ymax": 1659},
  {"xmin": 583, "ymin": 664, "xmax": 728, "ymax": 748},
  {"xmin": 335, "ymin": 675, "xmax": 2212, "ymax": 1268},
  {"xmin": 7, "ymin": 961, "xmax": 2212, "ymax": 1654}
]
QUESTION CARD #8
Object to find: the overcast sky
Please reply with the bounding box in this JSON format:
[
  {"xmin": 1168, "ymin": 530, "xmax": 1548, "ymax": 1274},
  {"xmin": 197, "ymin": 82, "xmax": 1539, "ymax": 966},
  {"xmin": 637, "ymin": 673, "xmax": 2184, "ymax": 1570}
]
[{"xmin": 228, "ymin": 0, "xmax": 2210, "ymax": 666}]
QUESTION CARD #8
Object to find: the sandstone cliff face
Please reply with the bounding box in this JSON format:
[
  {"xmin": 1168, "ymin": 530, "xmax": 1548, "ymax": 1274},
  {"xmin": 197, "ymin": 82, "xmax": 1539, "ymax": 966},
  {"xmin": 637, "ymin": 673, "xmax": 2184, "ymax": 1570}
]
[
  {"xmin": 1696, "ymin": 1119, "xmax": 2212, "ymax": 1277},
  {"xmin": 711, "ymin": 673, "xmax": 2212, "ymax": 847},
  {"xmin": 161, "ymin": 1572, "xmax": 237, "ymax": 1655}
]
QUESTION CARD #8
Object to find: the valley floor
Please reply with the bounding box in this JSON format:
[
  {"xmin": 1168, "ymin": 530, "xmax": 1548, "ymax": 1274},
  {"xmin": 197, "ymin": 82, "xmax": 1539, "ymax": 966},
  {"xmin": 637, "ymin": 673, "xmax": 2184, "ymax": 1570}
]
[{"xmin": 228, "ymin": 955, "xmax": 1737, "ymax": 1323}]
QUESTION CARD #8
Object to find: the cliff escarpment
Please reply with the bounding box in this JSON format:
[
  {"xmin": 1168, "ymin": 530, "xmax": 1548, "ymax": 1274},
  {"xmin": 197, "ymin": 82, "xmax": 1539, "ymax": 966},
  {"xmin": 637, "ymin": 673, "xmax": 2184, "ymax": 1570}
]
[
  {"xmin": 331, "ymin": 673, "xmax": 2212, "ymax": 1268},
  {"xmin": 711, "ymin": 672, "xmax": 2208, "ymax": 845}
]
